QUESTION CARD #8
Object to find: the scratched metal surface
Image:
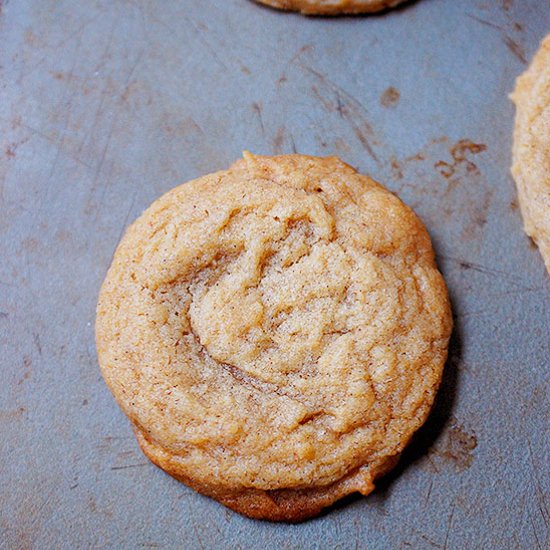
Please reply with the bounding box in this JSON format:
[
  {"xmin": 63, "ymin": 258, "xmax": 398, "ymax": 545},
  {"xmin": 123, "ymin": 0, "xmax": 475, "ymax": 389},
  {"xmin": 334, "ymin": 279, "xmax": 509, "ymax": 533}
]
[{"xmin": 1, "ymin": 0, "xmax": 549, "ymax": 548}]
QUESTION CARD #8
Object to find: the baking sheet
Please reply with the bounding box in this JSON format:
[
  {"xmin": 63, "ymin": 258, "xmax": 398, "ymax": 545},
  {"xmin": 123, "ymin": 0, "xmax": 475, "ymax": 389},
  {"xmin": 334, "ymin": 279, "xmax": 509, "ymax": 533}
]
[{"xmin": 1, "ymin": 0, "xmax": 549, "ymax": 548}]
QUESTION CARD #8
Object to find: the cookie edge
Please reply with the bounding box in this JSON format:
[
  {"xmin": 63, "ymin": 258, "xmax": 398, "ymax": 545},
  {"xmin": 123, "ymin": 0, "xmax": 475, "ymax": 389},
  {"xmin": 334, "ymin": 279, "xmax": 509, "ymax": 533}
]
[{"xmin": 253, "ymin": 0, "xmax": 407, "ymax": 15}]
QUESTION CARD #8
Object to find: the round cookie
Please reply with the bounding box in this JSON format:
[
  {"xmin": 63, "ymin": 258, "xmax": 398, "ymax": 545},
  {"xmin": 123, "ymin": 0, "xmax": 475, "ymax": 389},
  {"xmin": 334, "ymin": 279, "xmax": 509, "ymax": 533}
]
[
  {"xmin": 96, "ymin": 153, "xmax": 452, "ymax": 522},
  {"xmin": 511, "ymin": 33, "xmax": 550, "ymax": 274},
  {"xmin": 253, "ymin": 0, "xmax": 407, "ymax": 15}
]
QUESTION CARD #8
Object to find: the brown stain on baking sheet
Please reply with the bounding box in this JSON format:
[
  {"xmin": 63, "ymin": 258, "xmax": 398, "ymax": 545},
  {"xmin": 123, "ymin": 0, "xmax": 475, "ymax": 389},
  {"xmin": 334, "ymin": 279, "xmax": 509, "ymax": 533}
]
[
  {"xmin": 251, "ymin": 102, "xmax": 265, "ymax": 136},
  {"xmin": 429, "ymin": 417, "xmax": 478, "ymax": 472},
  {"xmin": 380, "ymin": 87, "xmax": 400, "ymax": 108},
  {"xmin": 24, "ymin": 28, "xmax": 44, "ymax": 48},
  {"xmin": 501, "ymin": 0, "xmax": 513, "ymax": 11},
  {"xmin": 3, "ymin": 136, "xmax": 30, "ymax": 159},
  {"xmin": 305, "ymin": 67, "xmax": 380, "ymax": 163},
  {"xmin": 392, "ymin": 136, "xmax": 491, "ymax": 242},
  {"xmin": 512, "ymin": 22, "xmax": 523, "ymax": 32},
  {"xmin": 120, "ymin": 81, "xmax": 140, "ymax": 103},
  {"xmin": 466, "ymin": 13, "xmax": 526, "ymax": 64},
  {"xmin": 390, "ymin": 156, "xmax": 403, "ymax": 180},
  {"xmin": 392, "ymin": 136, "xmax": 487, "ymax": 188},
  {"xmin": 22, "ymin": 237, "xmax": 39, "ymax": 251},
  {"xmin": 390, "ymin": 151, "xmax": 427, "ymax": 182},
  {"xmin": 162, "ymin": 116, "xmax": 204, "ymax": 139},
  {"xmin": 503, "ymin": 36, "xmax": 527, "ymax": 64},
  {"xmin": 394, "ymin": 136, "xmax": 449, "ymax": 177},
  {"xmin": 406, "ymin": 152, "xmax": 426, "ymax": 162},
  {"xmin": 434, "ymin": 140, "xmax": 487, "ymax": 180},
  {"xmin": 333, "ymin": 137, "xmax": 351, "ymax": 156},
  {"xmin": 0, "ymin": 407, "xmax": 26, "ymax": 422},
  {"xmin": 311, "ymin": 85, "xmax": 333, "ymax": 112},
  {"xmin": 277, "ymin": 44, "xmax": 312, "ymax": 85},
  {"xmin": 272, "ymin": 127, "xmax": 285, "ymax": 154},
  {"xmin": 17, "ymin": 356, "xmax": 32, "ymax": 386}
]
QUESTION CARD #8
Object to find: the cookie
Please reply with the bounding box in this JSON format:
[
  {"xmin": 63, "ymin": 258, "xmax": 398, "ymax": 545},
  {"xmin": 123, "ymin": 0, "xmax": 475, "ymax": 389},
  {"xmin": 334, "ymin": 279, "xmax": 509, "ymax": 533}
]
[
  {"xmin": 96, "ymin": 153, "xmax": 452, "ymax": 522},
  {"xmin": 253, "ymin": 0, "xmax": 407, "ymax": 15},
  {"xmin": 511, "ymin": 33, "xmax": 550, "ymax": 274}
]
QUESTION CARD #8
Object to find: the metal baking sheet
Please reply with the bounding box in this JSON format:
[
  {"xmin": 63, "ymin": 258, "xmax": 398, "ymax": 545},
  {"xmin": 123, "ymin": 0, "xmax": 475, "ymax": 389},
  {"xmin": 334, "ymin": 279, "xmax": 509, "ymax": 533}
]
[{"xmin": 1, "ymin": 0, "xmax": 549, "ymax": 548}]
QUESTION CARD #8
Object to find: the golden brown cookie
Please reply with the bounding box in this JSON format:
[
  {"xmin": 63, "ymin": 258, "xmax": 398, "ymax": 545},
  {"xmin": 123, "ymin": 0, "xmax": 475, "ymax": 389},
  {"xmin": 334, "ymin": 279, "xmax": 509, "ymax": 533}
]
[
  {"xmin": 511, "ymin": 33, "xmax": 550, "ymax": 274},
  {"xmin": 96, "ymin": 153, "xmax": 452, "ymax": 522},
  {"xmin": 253, "ymin": 0, "xmax": 407, "ymax": 15}
]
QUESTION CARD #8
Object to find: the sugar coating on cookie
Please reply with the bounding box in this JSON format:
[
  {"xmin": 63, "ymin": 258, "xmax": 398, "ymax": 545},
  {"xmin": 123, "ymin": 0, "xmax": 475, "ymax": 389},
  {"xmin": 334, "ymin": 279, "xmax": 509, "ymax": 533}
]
[
  {"xmin": 96, "ymin": 154, "xmax": 452, "ymax": 521},
  {"xmin": 253, "ymin": 0, "xmax": 407, "ymax": 15},
  {"xmin": 511, "ymin": 33, "xmax": 550, "ymax": 274}
]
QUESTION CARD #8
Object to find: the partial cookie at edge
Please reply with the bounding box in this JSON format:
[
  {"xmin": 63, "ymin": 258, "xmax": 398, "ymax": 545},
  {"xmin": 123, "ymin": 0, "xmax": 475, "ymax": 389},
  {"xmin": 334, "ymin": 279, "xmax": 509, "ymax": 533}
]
[
  {"xmin": 511, "ymin": 33, "xmax": 550, "ymax": 274},
  {"xmin": 253, "ymin": 0, "xmax": 407, "ymax": 15}
]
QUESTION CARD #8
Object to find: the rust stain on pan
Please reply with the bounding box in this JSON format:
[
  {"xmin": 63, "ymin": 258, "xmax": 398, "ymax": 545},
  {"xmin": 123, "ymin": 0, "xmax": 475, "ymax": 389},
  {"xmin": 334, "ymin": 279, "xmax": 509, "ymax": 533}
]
[
  {"xmin": 434, "ymin": 140, "xmax": 487, "ymax": 180},
  {"xmin": 380, "ymin": 86, "xmax": 400, "ymax": 108}
]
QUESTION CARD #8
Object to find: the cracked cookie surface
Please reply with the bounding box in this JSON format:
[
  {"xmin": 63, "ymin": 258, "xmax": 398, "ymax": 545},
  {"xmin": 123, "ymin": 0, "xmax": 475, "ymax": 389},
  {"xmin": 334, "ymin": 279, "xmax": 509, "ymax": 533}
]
[
  {"xmin": 511, "ymin": 33, "xmax": 550, "ymax": 274},
  {"xmin": 96, "ymin": 153, "xmax": 452, "ymax": 521},
  {"xmin": 253, "ymin": 0, "xmax": 407, "ymax": 15}
]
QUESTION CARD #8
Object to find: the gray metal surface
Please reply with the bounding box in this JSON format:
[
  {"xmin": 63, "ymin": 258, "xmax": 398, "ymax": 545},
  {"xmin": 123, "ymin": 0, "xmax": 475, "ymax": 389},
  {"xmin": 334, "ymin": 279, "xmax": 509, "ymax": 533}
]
[{"xmin": 1, "ymin": 0, "xmax": 549, "ymax": 548}]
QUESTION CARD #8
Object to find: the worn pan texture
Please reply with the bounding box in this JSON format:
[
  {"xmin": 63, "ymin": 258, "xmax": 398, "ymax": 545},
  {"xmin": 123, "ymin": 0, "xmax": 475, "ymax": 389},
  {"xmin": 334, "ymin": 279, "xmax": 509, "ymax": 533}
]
[{"xmin": 0, "ymin": 0, "xmax": 549, "ymax": 548}]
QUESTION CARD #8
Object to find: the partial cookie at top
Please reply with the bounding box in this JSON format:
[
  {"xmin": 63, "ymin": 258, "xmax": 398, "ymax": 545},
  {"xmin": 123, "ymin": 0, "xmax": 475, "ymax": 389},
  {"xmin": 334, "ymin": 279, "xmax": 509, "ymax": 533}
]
[
  {"xmin": 96, "ymin": 153, "xmax": 452, "ymax": 521},
  {"xmin": 511, "ymin": 33, "xmax": 550, "ymax": 274},
  {"xmin": 253, "ymin": 0, "xmax": 407, "ymax": 15}
]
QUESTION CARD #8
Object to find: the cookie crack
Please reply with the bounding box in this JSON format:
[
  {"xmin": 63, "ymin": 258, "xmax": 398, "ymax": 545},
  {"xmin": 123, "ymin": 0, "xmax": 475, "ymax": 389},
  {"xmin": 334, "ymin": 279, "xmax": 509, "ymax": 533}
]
[{"xmin": 217, "ymin": 359, "xmax": 313, "ymax": 411}]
